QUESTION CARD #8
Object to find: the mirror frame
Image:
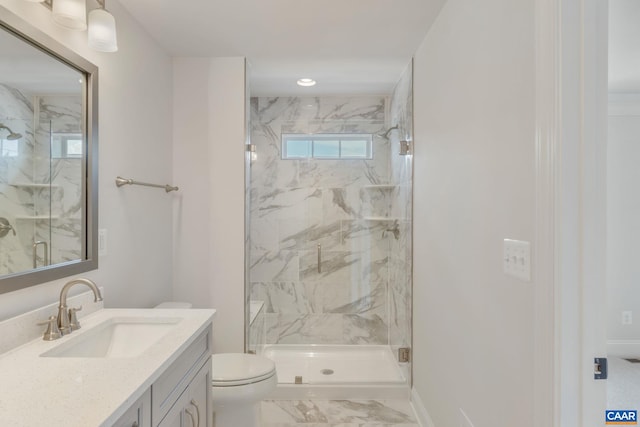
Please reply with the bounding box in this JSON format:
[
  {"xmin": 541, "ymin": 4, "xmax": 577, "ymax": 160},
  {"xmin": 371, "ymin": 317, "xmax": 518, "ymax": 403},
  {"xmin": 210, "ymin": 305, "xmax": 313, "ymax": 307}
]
[{"xmin": 0, "ymin": 6, "xmax": 98, "ymax": 294}]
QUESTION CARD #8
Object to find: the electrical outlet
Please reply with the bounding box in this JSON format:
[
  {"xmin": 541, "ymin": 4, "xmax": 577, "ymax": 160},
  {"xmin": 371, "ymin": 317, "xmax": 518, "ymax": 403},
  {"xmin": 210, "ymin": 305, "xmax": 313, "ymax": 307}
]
[
  {"xmin": 98, "ymin": 229, "xmax": 108, "ymax": 256},
  {"xmin": 622, "ymin": 311, "xmax": 633, "ymax": 325},
  {"xmin": 503, "ymin": 239, "xmax": 531, "ymax": 282}
]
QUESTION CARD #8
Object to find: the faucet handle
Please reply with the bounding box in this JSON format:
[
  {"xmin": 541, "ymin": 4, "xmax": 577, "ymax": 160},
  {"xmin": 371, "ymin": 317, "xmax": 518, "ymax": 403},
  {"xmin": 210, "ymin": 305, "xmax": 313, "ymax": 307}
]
[
  {"xmin": 37, "ymin": 315, "xmax": 62, "ymax": 341},
  {"xmin": 68, "ymin": 306, "xmax": 83, "ymax": 331}
]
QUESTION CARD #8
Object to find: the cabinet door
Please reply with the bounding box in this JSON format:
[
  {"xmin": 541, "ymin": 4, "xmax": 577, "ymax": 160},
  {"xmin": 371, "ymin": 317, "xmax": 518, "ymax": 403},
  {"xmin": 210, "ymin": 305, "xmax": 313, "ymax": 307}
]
[
  {"xmin": 156, "ymin": 401, "xmax": 187, "ymax": 427},
  {"xmin": 157, "ymin": 358, "xmax": 212, "ymax": 427},
  {"xmin": 185, "ymin": 358, "xmax": 212, "ymax": 427},
  {"xmin": 113, "ymin": 389, "xmax": 151, "ymax": 427}
]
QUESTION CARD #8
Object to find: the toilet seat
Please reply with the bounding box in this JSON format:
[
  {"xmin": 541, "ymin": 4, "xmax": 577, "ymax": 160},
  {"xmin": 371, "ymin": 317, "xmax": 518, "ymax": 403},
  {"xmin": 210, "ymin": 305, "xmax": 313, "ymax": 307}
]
[{"xmin": 211, "ymin": 353, "xmax": 276, "ymax": 387}]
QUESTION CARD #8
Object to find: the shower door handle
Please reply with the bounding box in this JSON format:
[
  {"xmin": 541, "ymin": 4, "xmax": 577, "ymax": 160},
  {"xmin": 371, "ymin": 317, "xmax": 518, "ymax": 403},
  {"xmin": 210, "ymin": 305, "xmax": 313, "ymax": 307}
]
[
  {"xmin": 317, "ymin": 244, "xmax": 322, "ymax": 274},
  {"xmin": 33, "ymin": 241, "xmax": 49, "ymax": 268}
]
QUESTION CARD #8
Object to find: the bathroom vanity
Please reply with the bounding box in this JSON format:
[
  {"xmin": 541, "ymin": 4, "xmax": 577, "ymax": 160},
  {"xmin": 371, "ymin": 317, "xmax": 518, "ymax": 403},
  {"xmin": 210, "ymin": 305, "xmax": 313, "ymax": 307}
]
[{"xmin": 0, "ymin": 308, "xmax": 215, "ymax": 427}]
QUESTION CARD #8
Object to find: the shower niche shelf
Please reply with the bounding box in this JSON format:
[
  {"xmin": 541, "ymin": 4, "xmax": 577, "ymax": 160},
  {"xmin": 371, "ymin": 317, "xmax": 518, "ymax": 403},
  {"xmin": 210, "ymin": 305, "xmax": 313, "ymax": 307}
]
[
  {"xmin": 10, "ymin": 183, "xmax": 61, "ymax": 189},
  {"xmin": 362, "ymin": 216, "xmax": 402, "ymax": 222},
  {"xmin": 362, "ymin": 184, "xmax": 396, "ymax": 190},
  {"xmin": 15, "ymin": 215, "xmax": 60, "ymax": 220}
]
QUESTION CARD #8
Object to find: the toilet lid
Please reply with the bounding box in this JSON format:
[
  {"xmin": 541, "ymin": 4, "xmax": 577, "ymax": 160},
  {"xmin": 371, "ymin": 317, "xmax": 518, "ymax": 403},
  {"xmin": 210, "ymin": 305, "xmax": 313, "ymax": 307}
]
[{"xmin": 211, "ymin": 353, "xmax": 276, "ymax": 386}]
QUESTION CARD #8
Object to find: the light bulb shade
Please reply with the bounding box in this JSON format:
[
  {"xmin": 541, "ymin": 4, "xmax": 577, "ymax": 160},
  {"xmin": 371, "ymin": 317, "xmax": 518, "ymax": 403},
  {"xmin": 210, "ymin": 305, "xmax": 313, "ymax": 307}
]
[
  {"xmin": 52, "ymin": 0, "xmax": 87, "ymax": 30},
  {"xmin": 88, "ymin": 8, "xmax": 118, "ymax": 52}
]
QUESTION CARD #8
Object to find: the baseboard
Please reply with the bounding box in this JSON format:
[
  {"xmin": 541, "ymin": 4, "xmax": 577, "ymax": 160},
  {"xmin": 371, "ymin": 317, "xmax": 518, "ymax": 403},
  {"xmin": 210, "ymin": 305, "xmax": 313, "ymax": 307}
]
[
  {"xmin": 410, "ymin": 387, "xmax": 435, "ymax": 427},
  {"xmin": 608, "ymin": 340, "xmax": 640, "ymax": 357}
]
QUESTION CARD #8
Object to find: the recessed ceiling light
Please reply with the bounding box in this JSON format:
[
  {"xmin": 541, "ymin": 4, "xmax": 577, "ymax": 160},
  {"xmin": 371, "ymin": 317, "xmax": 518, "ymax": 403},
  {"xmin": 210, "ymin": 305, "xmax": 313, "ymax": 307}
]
[{"xmin": 297, "ymin": 78, "xmax": 316, "ymax": 87}]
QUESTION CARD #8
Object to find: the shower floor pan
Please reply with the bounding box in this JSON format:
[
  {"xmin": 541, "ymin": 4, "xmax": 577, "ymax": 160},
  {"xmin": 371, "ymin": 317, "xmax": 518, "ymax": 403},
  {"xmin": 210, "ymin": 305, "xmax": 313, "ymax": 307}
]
[{"xmin": 262, "ymin": 345, "xmax": 409, "ymax": 399}]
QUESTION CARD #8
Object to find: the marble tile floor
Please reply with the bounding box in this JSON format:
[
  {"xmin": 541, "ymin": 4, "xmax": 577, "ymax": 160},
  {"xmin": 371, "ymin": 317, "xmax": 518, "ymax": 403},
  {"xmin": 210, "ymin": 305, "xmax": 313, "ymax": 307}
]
[{"xmin": 261, "ymin": 399, "xmax": 420, "ymax": 426}]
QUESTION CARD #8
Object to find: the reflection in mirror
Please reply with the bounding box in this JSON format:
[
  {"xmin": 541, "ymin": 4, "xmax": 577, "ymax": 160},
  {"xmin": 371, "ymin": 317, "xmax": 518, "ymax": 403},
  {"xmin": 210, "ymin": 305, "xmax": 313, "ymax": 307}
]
[{"xmin": 0, "ymin": 6, "xmax": 98, "ymax": 294}]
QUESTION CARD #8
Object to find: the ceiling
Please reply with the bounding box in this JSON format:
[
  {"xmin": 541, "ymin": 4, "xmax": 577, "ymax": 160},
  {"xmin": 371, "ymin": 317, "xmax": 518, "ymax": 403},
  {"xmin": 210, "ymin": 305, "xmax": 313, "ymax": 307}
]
[
  {"xmin": 117, "ymin": 0, "xmax": 446, "ymax": 96},
  {"xmin": 609, "ymin": 0, "xmax": 640, "ymax": 93},
  {"xmin": 1, "ymin": 1, "xmax": 638, "ymax": 97}
]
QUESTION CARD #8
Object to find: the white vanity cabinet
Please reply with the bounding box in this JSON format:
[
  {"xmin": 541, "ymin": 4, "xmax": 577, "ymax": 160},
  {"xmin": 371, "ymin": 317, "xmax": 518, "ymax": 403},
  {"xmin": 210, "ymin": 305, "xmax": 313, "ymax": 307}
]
[
  {"xmin": 0, "ymin": 308, "xmax": 216, "ymax": 427},
  {"xmin": 113, "ymin": 324, "xmax": 212, "ymax": 427},
  {"xmin": 113, "ymin": 389, "xmax": 151, "ymax": 427},
  {"xmin": 157, "ymin": 357, "xmax": 212, "ymax": 427},
  {"xmin": 152, "ymin": 326, "xmax": 211, "ymax": 426}
]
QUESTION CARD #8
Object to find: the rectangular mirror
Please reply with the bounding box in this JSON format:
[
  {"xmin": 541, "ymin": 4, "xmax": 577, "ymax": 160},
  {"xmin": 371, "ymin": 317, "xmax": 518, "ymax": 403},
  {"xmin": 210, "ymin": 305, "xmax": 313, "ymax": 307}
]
[{"xmin": 0, "ymin": 6, "xmax": 98, "ymax": 294}]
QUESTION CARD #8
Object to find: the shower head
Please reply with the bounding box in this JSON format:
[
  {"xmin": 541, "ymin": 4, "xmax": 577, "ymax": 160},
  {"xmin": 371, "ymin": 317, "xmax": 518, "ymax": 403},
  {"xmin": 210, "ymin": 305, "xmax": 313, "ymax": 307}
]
[
  {"xmin": 0, "ymin": 124, "xmax": 22, "ymax": 140},
  {"xmin": 378, "ymin": 125, "xmax": 399, "ymax": 139}
]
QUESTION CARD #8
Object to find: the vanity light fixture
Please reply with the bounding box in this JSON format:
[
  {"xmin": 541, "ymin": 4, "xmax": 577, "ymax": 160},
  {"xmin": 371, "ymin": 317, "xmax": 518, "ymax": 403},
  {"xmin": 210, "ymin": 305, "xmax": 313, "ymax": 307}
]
[
  {"xmin": 52, "ymin": 0, "xmax": 87, "ymax": 30},
  {"xmin": 88, "ymin": 0, "xmax": 118, "ymax": 52},
  {"xmin": 24, "ymin": 0, "xmax": 118, "ymax": 53},
  {"xmin": 297, "ymin": 78, "xmax": 316, "ymax": 87}
]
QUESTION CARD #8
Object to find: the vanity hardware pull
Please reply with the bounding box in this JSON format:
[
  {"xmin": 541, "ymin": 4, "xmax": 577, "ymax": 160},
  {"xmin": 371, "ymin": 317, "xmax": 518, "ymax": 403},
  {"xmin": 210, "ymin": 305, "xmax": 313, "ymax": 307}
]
[
  {"xmin": 317, "ymin": 244, "xmax": 322, "ymax": 274},
  {"xmin": 32, "ymin": 240, "xmax": 49, "ymax": 268},
  {"xmin": 185, "ymin": 408, "xmax": 196, "ymax": 427},
  {"xmin": 190, "ymin": 399, "xmax": 200, "ymax": 427},
  {"xmin": 68, "ymin": 305, "xmax": 83, "ymax": 331},
  {"xmin": 37, "ymin": 315, "xmax": 61, "ymax": 341},
  {"xmin": 115, "ymin": 176, "xmax": 179, "ymax": 193}
]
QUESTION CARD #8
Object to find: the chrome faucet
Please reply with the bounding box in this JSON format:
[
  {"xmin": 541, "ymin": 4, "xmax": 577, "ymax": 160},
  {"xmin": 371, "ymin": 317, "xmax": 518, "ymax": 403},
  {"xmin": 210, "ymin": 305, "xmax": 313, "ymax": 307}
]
[{"xmin": 57, "ymin": 278, "xmax": 103, "ymax": 335}]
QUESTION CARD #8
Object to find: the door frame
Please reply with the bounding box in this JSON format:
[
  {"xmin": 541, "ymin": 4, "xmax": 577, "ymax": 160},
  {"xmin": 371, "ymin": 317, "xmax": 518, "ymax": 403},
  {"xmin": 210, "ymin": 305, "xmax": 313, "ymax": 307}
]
[{"xmin": 534, "ymin": 0, "xmax": 609, "ymax": 425}]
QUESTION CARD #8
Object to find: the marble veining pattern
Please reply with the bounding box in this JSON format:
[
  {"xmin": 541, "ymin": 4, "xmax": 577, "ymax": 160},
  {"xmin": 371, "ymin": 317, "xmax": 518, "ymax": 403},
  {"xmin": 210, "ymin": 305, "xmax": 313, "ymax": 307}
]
[
  {"xmin": 261, "ymin": 400, "xmax": 419, "ymax": 426},
  {"xmin": 0, "ymin": 86, "xmax": 82, "ymax": 275},
  {"xmin": 0, "ymin": 83, "xmax": 36, "ymax": 274},
  {"xmin": 248, "ymin": 88, "xmax": 413, "ymax": 355}
]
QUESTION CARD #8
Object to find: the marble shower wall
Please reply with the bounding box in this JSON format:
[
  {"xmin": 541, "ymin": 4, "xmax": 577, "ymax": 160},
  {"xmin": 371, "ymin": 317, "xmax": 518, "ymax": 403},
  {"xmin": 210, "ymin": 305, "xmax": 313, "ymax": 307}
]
[
  {"xmin": 388, "ymin": 62, "xmax": 413, "ymax": 360},
  {"xmin": 0, "ymin": 83, "xmax": 36, "ymax": 274},
  {"xmin": 249, "ymin": 96, "xmax": 400, "ymax": 346},
  {"xmin": 0, "ymin": 84, "xmax": 82, "ymax": 274}
]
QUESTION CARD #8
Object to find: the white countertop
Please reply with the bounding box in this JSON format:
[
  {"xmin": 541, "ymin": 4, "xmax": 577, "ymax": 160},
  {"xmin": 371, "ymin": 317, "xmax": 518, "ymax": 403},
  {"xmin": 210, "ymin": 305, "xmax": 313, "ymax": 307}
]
[{"xmin": 0, "ymin": 308, "xmax": 215, "ymax": 427}]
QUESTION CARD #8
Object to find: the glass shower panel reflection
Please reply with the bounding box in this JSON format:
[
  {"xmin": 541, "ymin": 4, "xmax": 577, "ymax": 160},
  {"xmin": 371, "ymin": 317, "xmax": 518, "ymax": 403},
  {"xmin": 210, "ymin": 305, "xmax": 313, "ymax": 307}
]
[
  {"xmin": 246, "ymin": 63, "xmax": 413, "ymax": 392},
  {"xmin": 0, "ymin": 91, "xmax": 83, "ymax": 275},
  {"xmin": 0, "ymin": 115, "xmax": 36, "ymax": 274}
]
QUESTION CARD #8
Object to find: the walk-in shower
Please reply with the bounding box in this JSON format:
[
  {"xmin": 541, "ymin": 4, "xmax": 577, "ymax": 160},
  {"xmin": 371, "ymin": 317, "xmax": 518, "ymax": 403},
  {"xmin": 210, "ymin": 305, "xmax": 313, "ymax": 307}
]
[{"xmin": 245, "ymin": 62, "xmax": 413, "ymax": 398}]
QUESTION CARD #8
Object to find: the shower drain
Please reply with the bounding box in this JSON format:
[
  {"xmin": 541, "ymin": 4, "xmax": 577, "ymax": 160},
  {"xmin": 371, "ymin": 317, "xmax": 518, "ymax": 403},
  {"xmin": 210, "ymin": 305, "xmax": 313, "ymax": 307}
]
[{"xmin": 321, "ymin": 369, "xmax": 334, "ymax": 375}]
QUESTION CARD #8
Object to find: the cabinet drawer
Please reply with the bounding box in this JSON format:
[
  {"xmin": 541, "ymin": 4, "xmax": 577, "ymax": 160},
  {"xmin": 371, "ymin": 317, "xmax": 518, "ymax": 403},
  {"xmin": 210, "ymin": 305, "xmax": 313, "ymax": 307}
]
[{"xmin": 152, "ymin": 327, "xmax": 211, "ymax": 425}]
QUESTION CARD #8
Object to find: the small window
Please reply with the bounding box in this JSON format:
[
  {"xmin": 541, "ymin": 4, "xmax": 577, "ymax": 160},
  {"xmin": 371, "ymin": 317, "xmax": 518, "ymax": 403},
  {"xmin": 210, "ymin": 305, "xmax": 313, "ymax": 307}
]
[
  {"xmin": 0, "ymin": 139, "xmax": 18, "ymax": 157},
  {"xmin": 52, "ymin": 133, "xmax": 83, "ymax": 159},
  {"xmin": 282, "ymin": 134, "xmax": 373, "ymax": 160}
]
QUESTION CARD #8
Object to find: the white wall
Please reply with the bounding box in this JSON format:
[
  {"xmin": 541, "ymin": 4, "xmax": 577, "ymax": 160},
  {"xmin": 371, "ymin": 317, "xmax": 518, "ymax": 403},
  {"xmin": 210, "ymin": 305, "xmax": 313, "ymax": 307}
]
[
  {"xmin": 607, "ymin": 93, "xmax": 640, "ymax": 351},
  {"xmin": 412, "ymin": 0, "xmax": 536, "ymax": 425},
  {"xmin": 172, "ymin": 57, "xmax": 246, "ymax": 353},
  {"xmin": 0, "ymin": 0, "xmax": 174, "ymax": 319}
]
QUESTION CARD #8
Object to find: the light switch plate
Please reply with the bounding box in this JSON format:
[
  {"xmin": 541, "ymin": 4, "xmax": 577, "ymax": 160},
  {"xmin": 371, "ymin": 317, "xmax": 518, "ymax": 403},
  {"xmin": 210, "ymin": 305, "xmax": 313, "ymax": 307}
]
[
  {"xmin": 503, "ymin": 239, "xmax": 531, "ymax": 281},
  {"xmin": 98, "ymin": 229, "xmax": 108, "ymax": 256}
]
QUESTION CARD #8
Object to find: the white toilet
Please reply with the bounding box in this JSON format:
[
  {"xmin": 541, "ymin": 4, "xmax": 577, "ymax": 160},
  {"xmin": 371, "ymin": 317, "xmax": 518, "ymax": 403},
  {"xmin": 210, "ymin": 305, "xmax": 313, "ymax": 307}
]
[{"xmin": 155, "ymin": 302, "xmax": 277, "ymax": 427}]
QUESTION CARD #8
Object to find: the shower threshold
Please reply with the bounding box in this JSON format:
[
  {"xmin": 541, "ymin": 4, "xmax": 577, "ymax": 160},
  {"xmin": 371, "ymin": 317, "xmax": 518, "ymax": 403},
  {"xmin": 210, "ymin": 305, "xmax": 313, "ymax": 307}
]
[{"xmin": 262, "ymin": 344, "xmax": 409, "ymax": 399}]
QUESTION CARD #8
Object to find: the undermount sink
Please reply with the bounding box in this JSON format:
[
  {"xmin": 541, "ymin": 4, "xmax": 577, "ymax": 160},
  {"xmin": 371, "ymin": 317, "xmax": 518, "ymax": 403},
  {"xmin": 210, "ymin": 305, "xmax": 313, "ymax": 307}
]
[{"xmin": 41, "ymin": 317, "xmax": 182, "ymax": 358}]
